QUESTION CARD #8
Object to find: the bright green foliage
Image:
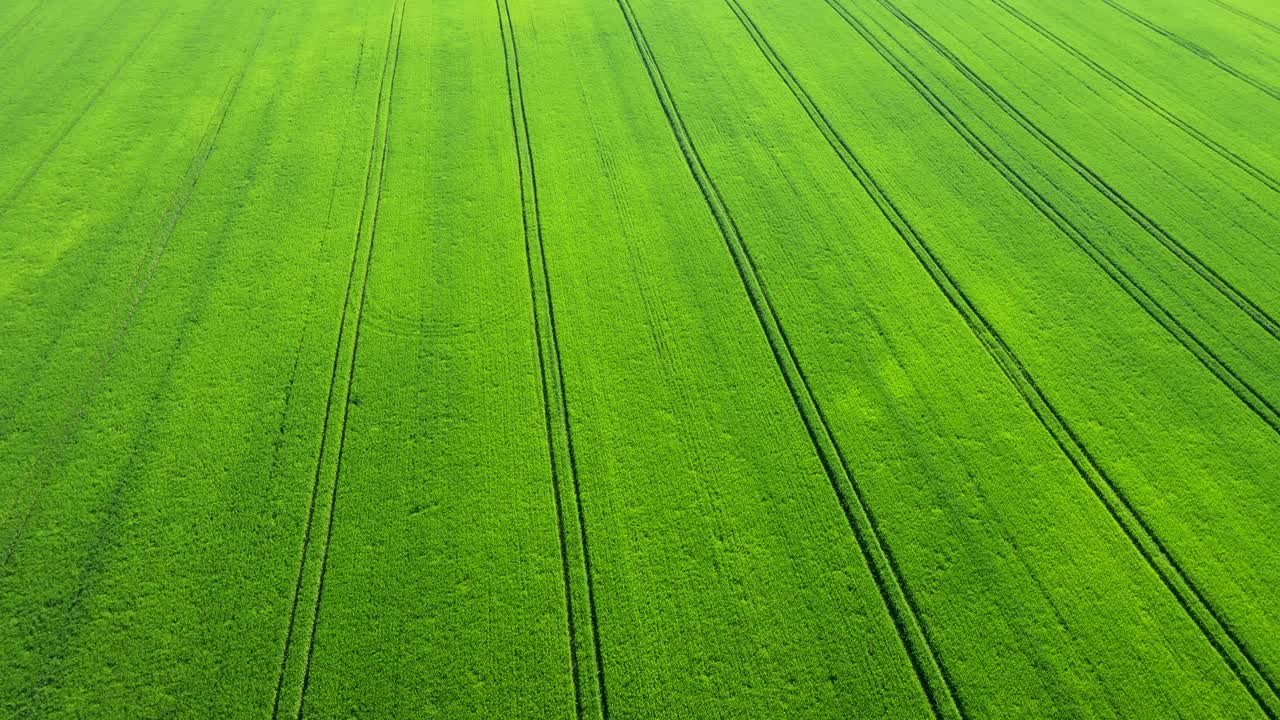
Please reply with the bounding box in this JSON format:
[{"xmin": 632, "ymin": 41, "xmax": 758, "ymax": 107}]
[{"xmin": 0, "ymin": 0, "xmax": 1277, "ymax": 718}]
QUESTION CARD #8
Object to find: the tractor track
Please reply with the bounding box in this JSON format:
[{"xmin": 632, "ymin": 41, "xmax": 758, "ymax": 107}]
[
  {"xmin": 859, "ymin": 0, "xmax": 1280, "ymax": 434},
  {"xmin": 987, "ymin": 0, "xmax": 1280, "ymax": 197},
  {"xmin": 270, "ymin": 2, "xmax": 404, "ymax": 717},
  {"xmin": 1099, "ymin": 0, "xmax": 1280, "ymax": 102},
  {"xmin": 613, "ymin": 0, "xmax": 966, "ymax": 717},
  {"xmin": 885, "ymin": 0, "xmax": 1280, "ymax": 347},
  {"xmin": 0, "ymin": 0, "xmax": 280, "ymax": 568},
  {"xmin": 497, "ymin": 0, "xmax": 609, "ymax": 716},
  {"xmin": 800, "ymin": 0, "xmax": 1280, "ymax": 712}
]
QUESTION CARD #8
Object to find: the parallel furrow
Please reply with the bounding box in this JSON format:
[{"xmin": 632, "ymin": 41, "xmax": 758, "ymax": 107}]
[
  {"xmin": 866, "ymin": 0, "xmax": 1280, "ymax": 434},
  {"xmin": 1099, "ymin": 0, "xmax": 1280, "ymax": 101},
  {"xmin": 497, "ymin": 0, "xmax": 609, "ymax": 717},
  {"xmin": 612, "ymin": 0, "xmax": 965, "ymax": 718},
  {"xmin": 0, "ymin": 6, "xmax": 168, "ymax": 217},
  {"xmin": 0, "ymin": 0, "xmax": 279, "ymax": 567},
  {"xmin": 986, "ymin": 0, "xmax": 1279, "ymax": 195},
  {"xmin": 815, "ymin": 0, "xmax": 1280, "ymax": 714},
  {"xmin": 18, "ymin": 87, "xmax": 285, "ymax": 714},
  {"xmin": 270, "ymin": 3, "xmax": 404, "ymax": 718},
  {"xmin": 0, "ymin": 14, "xmax": 167, "ymax": 215},
  {"xmin": 0, "ymin": 1, "xmax": 262, "ymax": 436}
]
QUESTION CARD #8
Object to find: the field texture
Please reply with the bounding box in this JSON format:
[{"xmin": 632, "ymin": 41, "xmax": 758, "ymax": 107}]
[{"xmin": 1, "ymin": 0, "xmax": 1278, "ymax": 717}]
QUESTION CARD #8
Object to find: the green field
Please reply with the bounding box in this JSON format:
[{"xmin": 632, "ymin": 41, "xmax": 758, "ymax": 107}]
[{"xmin": 1, "ymin": 0, "xmax": 1278, "ymax": 717}]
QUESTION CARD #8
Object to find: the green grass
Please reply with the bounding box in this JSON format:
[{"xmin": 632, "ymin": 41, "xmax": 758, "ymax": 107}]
[{"xmin": 1, "ymin": 0, "xmax": 1277, "ymax": 717}]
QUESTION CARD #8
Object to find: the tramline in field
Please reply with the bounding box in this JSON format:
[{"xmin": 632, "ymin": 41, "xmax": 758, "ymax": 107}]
[{"xmin": 1, "ymin": 0, "xmax": 1277, "ymax": 717}]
